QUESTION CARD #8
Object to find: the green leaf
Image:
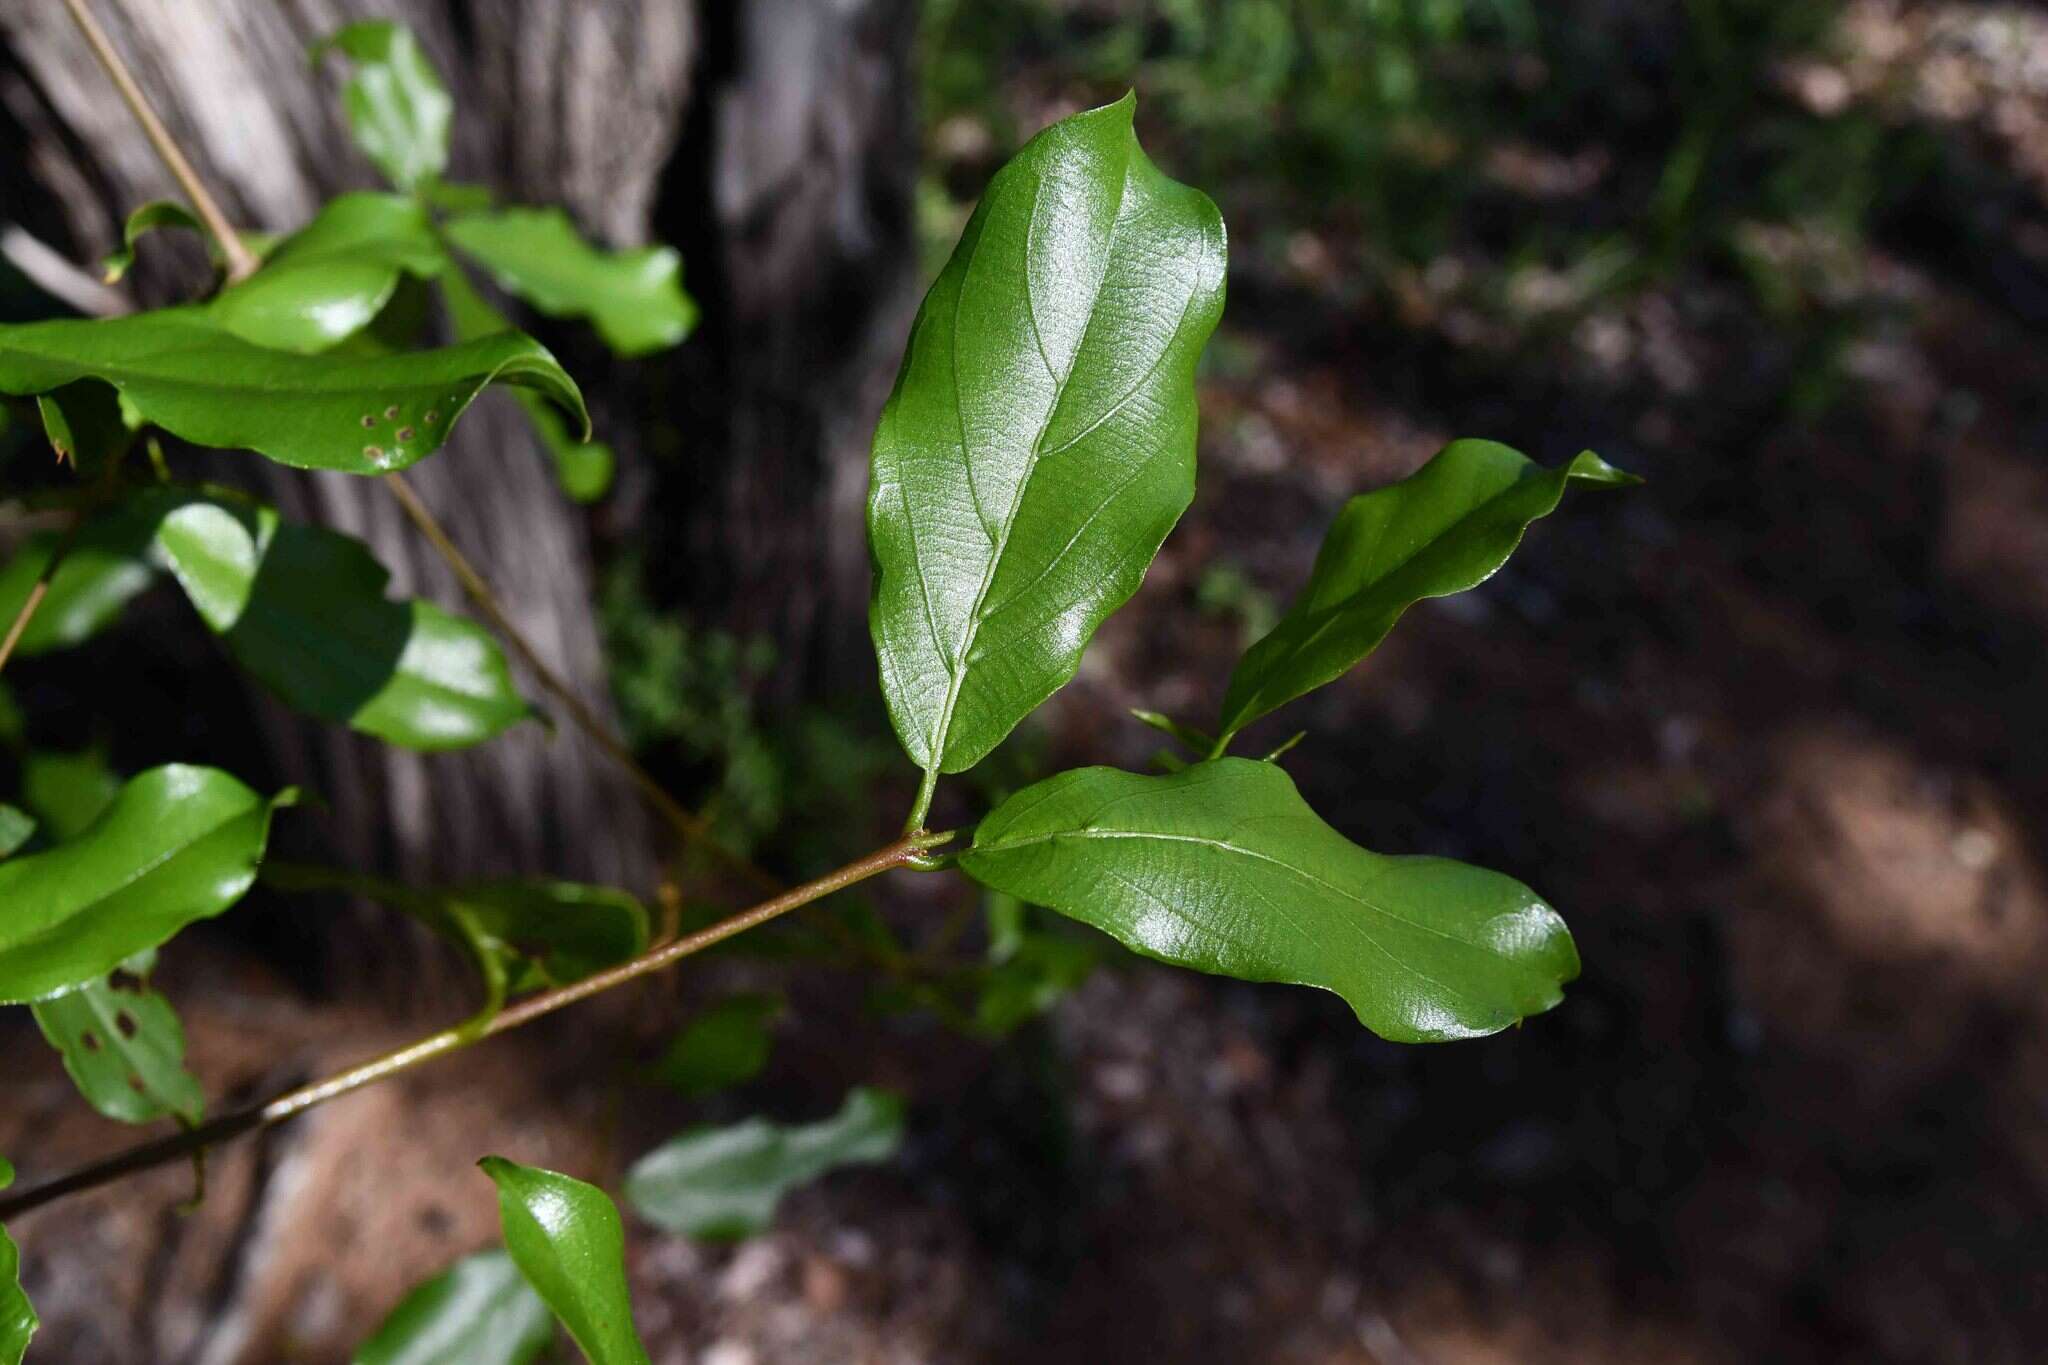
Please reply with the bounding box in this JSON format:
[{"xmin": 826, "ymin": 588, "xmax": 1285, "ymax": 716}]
[
  {"xmin": 868, "ymin": 94, "xmax": 1227, "ymax": 777},
  {"xmin": 0, "ymin": 807, "xmax": 32, "ymax": 859},
  {"xmin": 0, "ymin": 764, "xmax": 293, "ymax": 1003},
  {"xmin": 444, "ymin": 208, "xmax": 697, "ymax": 358},
  {"xmin": 646, "ymin": 994, "xmax": 780, "ymax": 1098},
  {"xmin": 151, "ymin": 495, "xmax": 529, "ymax": 750},
  {"xmin": 1215, "ymin": 442, "xmax": 1636, "ymax": 746},
  {"xmin": 266, "ymin": 865, "xmax": 645, "ymax": 996},
  {"xmin": 0, "ymin": 509, "xmax": 159, "ymax": 659},
  {"xmin": 974, "ymin": 919, "xmax": 1100, "ymax": 1038},
  {"xmin": 100, "ymin": 201, "xmax": 207, "ymax": 284},
  {"xmin": 351, "ymin": 1249, "xmax": 552, "ymax": 1365},
  {"xmin": 207, "ymin": 193, "xmax": 446, "ymax": 353},
  {"xmin": 959, "ymin": 759, "xmax": 1579, "ymax": 1043},
  {"xmin": 439, "ymin": 256, "xmax": 619, "ymax": 501},
  {"xmin": 622, "ymin": 1087, "xmax": 905, "ymax": 1241},
  {"xmin": 21, "ymin": 747, "xmax": 121, "ymax": 841},
  {"xmin": 0, "ymin": 310, "xmax": 588, "ymax": 474},
  {"xmin": 36, "ymin": 379, "xmax": 134, "ymax": 474},
  {"xmin": 30, "ymin": 971, "xmax": 205, "ymax": 1125},
  {"xmin": 478, "ymin": 1157, "xmax": 650, "ymax": 1365},
  {"xmin": 312, "ymin": 21, "xmax": 453, "ymax": 192},
  {"xmin": 0, "ymin": 1159, "xmax": 33, "ymax": 1365}
]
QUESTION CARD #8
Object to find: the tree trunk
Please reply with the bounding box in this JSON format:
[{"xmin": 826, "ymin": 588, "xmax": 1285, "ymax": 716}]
[
  {"xmin": 0, "ymin": 0, "xmax": 920, "ymax": 887},
  {"xmin": 0, "ymin": 0, "xmax": 919, "ymax": 1359}
]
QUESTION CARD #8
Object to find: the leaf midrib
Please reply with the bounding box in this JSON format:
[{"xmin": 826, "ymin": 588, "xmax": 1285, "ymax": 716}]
[{"xmin": 920, "ymin": 147, "xmax": 1132, "ymax": 772}]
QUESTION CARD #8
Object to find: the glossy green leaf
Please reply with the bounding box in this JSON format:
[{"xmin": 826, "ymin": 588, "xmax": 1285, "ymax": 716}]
[
  {"xmin": 352, "ymin": 1249, "xmax": 552, "ymax": 1365},
  {"xmin": 152, "ymin": 496, "xmax": 529, "ymax": 750},
  {"xmin": 208, "ymin": 193, "xmax": 446, "ymax": 353},
  {"xmin": 36, "ymin": 379, "xmax": 133, "ymax": 473},
  {"xmin": 0, "ymin": 807, "xmax": 32, "ymax": 859},
  {"xmin": 100, "ymin": 201, "xmax": 206, "ymax": 284},
  {"xmin": 647, "ymin": 994, "xmax": 780, "ymax": 1098},
  {"xmin": 623, "ymin": 1087, "xmax": 905, "ymax": 1241},
  {"xmin": 312, "ymin": 21, "xmax": 453, "ymax": 192},
  {"xmin": 0, "ymin": 1159, "xmax": 33, "ymax": 1365},
  {"xmin": 0, "ymin": 765, "xmax": 292, "ymax": 1003},
  {"xmin": 1215, "ymin": 442, "xmax": 1635, "ymax": 745},
  {"xmin": 444, "ymin": 208, "xmax": 697, "ymax": 359},
  {"xmin": 960, "ymin": 759, "xmax": 1579, "ymax": 1043},
  {"xmin": 0, "ymin": 310, "xmax": 588, "ymax": 473},
  {"xmin": 868, "ymin": 94, "xmax": 1227, "ymax": 777},
  {"xmin": 21, "ymin": 748, "xmax": 121, "ymax": 841},
  {"xmin": 478, "ymin": 1157, "xmax": 650, "ymax": 1365},
  {"xmin": 30, "ymin": 971, "xmax": 204, "ymax": 1125}
]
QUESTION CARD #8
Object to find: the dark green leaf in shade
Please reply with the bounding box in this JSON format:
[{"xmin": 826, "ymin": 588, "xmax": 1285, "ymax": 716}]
[
  {"xmin": 867, "ymin": 94, "xmax": 1227, "ymax": 778},
  {"xmin": 21, "ymin": 747, "xmax": 121, "ymax": 841},
  {"xmin": 439, "ymin": 261, "xmax": 617, "ymax": 500},
  {"xmin": 0, "ymin": 1158, "xmax": 33, "ymax": 1365},
  {"xmin": 312, "ymin": 21, "xmax": 453, "ymax": 192},
  {"xmin": 960, "ymin": 759, "xmax": 1579, "ymax": 1043},
  {"xmin": 0, "ymin": 482, "xmax": 202, "ymax": 660},
  {"xmin": 444, "ymin": 208, "xmax": 697, "ymax": 358},
  {"xmin": 1214, "ymin": 442, "xmax": 1636, "ymax": 746},
  {"xmin": 974, "ymin": 905, "xmax": 1100, "ymax": 1038},
  {"xmin": 0, "ymin": 765, "xmax": 293, "ymax": 1003},
  {"xmin": 622, "ymin": 1088, "xmax": 906, "ymax": 1241},
  {"xmin": 350, "ymin": 1249, "xmax": 552, "ymax": 1365},
  {"xmin": 36, "ymin": 379, "xmax": 134, "ymax": 473},
  {"xmin": 151, "ymin": 495, "xmax": 529, "ymax": 750},
  {"xmin": 0, "ymin": 807, "xmax": 32, "ymax": 859},
  {"xmin": 262, "ymin": 865, "xmax": 647, "ymax": 1011},
  {"xmin": 100, "ymin": 200, "xmax": 207, "ymax": 283},
  {"xmin": 477, "ymin": 1157, "xmax": 651, "ymax": 1365},
  {"xmin": 208, "ymin": 193, "xmax": 446, "ymax": 353},
  {"xmin": 0, "ymin": 310, "xmax": 588, "ymax": 474},
  {"xmin": 30, "ymin": 972, "xmax": 205, "ymax": 1125},
  {"xmin": 647, "ymin": 994, "xmax": 780, "ymax": 1098}
]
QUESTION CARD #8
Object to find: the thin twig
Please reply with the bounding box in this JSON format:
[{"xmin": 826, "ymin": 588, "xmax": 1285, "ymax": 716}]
[
  {"xmin": 58, "ymin": 0, "xmax": 257, "ymax": 283},
  {"xmin": 0, "ymin": 832, "xmax": 948, "ymax": 1222},
  {"xmin": 0, "ymin": 514, "xmax": 84, "ymax": 677},
  {"xmin": 380, "ymin": 471, "xmax": 774, "ymax": 894}
]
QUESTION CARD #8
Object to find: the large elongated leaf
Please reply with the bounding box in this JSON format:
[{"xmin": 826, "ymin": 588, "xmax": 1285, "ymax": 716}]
[
  {"xmin": 623, "ymin": 1087, "xmax": 905, "ymax": 1241},
  {"xmin": 0, "ymin": 1159, "xmax": 32, "ymax": 1365},
  {"xmin": 478, "ymin": 1158, "xmax": 649, "ymax": 1365},
  {"xmin": 444, "ymin": 208, "xmax": 697, "ymax": 358},
  {"xmin": 1215, "ymin": 442, "xmax": 1635, "ymax": 745},
  {"xmin": 312, "ymin": 21, "xmax": 452, "ymax": 192},
  {"xmin": 20, "ymin": 748, "xmax": 121, "ymax": 841},
  {"xmin": 0, "ymin": 311, "xmax": 587, "ymax": 474},
  {"xmin": 0, "ymin": 765, "xmax": 292, "ymax": 1003},
  {"xmin": 152, "ymin": 495, "xmax": 528, "ymax": 750},
  {"xmin": 959, "ymin": 759, "xmax": 1578, "ymax": 1043},
  {"xmin": 352, "ymin": 1249, "xmax": 552, "ymax": 1365},
  {"xmin": 30, "ymin": 972, "xmax": 205, "ymax": 1125},
  {"xmin": 208, "ymin": 193, "xmax": 445, "ymax": 352},
  {"xmin": 868, "ymin": 94, "xmax": 1226, "ymax": 776}
]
